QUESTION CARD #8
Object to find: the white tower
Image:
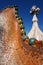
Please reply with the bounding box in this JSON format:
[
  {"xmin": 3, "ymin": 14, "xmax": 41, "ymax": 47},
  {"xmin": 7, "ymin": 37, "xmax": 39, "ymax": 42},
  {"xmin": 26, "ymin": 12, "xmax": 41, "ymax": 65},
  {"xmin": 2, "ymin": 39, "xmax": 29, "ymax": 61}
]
[{"xmin": 28, "ymin": 5, "xmax": 43, "ymax": 41}]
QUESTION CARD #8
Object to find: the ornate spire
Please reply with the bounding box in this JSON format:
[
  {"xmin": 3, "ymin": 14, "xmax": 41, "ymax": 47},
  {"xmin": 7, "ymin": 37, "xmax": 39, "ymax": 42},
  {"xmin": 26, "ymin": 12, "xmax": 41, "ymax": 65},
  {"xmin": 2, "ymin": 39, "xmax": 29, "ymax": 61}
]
[{"xmin": 28, "ymin": 5, "xmax": 43, "ymax": 41}]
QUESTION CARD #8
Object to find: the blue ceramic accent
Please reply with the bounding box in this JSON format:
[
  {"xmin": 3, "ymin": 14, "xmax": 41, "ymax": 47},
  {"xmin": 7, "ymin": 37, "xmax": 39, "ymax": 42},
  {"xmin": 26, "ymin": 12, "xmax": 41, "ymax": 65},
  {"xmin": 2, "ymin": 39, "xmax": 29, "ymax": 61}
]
[
  {"xmin": 22, "ymin": 35, "xmax": 29, "ymax": 41},
  {"xmin": 29, "ymin": 38, "xmax": 36, "ymax": 45}
]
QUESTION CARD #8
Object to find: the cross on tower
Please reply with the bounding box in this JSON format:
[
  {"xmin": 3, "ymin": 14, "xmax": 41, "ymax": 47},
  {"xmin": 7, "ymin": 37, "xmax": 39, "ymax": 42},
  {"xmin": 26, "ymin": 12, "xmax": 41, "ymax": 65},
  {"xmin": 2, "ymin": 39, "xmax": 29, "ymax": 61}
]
[
  {"xmin": 30, "ymin": 5, "xmax": 40, "ymax": 22},
  {"xmin": 30, "ymin": 5, "xmax": 40, "ymax": 15}
]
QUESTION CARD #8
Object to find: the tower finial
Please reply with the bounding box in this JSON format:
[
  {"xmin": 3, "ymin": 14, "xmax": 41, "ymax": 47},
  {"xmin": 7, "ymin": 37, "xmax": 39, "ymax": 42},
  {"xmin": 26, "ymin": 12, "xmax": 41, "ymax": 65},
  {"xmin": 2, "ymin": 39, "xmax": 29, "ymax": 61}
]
[
  {"xmin": 30, "ymin": 5, "xmax": 40, "ymax": 22},
  {"xmin": 30, "ymin": 5, "xmax": 40, "ymax": 15}
]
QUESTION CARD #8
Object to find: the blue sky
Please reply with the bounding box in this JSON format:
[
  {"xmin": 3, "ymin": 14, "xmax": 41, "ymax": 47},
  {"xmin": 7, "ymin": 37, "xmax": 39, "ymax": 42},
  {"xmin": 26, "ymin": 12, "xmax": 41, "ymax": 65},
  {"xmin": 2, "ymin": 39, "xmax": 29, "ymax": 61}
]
[{"xmin": 0, "ymin": 0, "xmax": 43, "ymax": 34}]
